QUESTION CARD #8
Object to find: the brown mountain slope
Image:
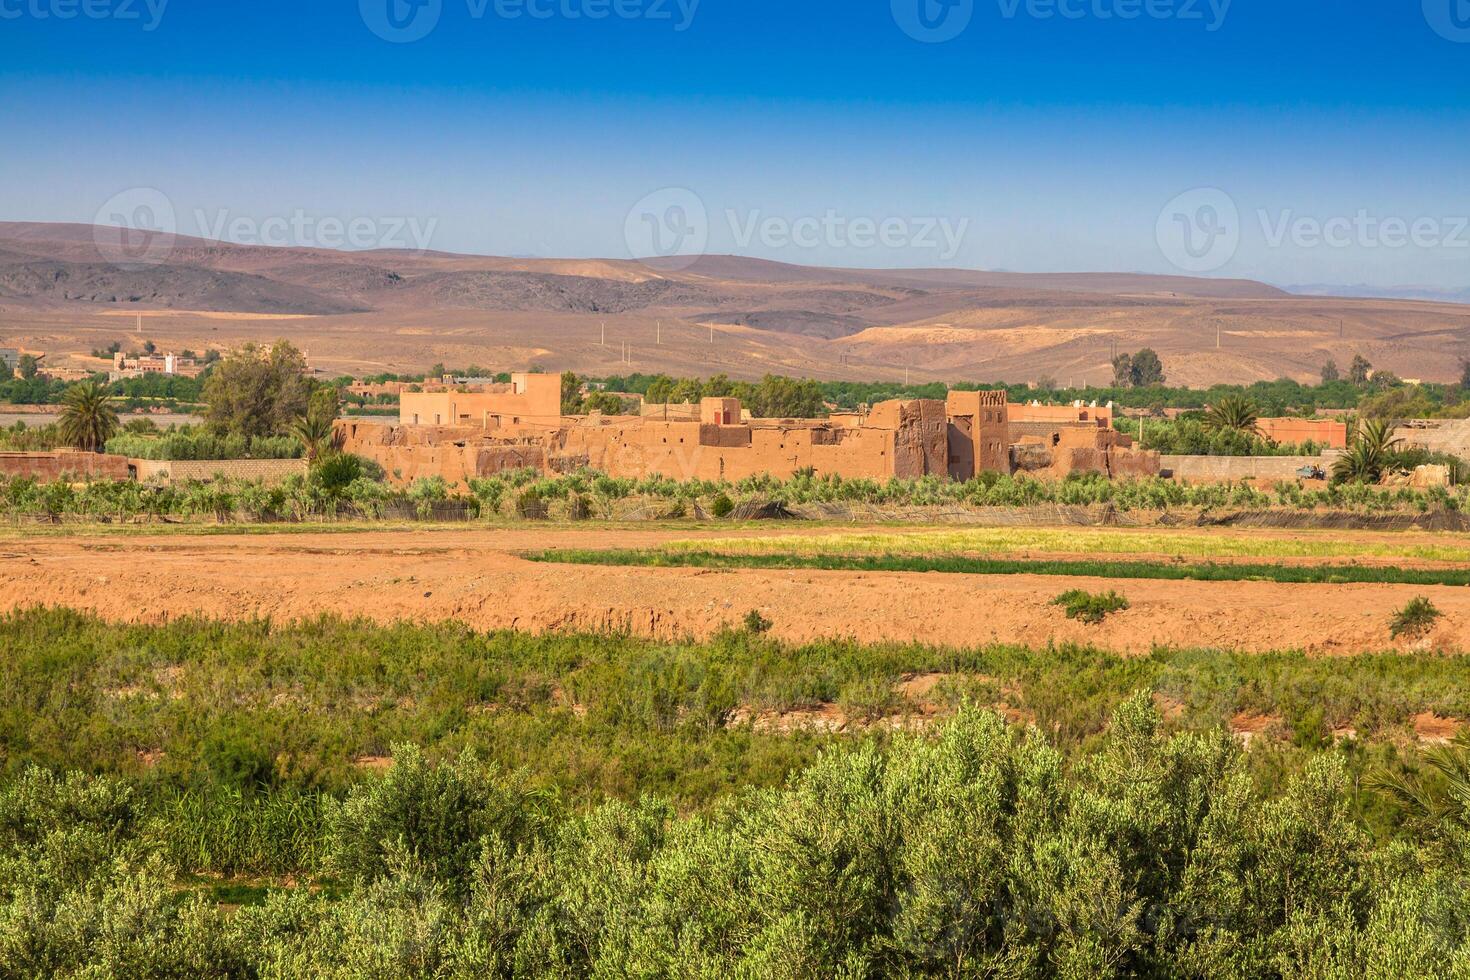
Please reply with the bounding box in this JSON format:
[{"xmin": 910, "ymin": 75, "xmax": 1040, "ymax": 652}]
[{"xmin": 0, "ymin": 221, "xmax": 1465, "ymax": 385}]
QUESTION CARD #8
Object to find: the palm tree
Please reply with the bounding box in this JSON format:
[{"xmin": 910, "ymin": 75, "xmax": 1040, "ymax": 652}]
[
  {"xmin": 1332, "ymin": 418, "xmax": 1402, "ymax": 484},
  {"xmin": 1202, "ymin": 395, "xmax": 1260, "ymax": 436},
  {"xmin": 290, "ymin": 412, "xmax": 338, "ymax": 462},
  {"xmin": 57, "ymin": 381, "xmax": 119, "ymax": 453},
  {"xmin": 1369, "ymin": 732, "xmax": 1470, "ymax": 860}
]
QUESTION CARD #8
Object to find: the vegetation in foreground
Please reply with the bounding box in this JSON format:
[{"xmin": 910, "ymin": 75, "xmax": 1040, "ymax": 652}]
[
  {"xmin": 5, "ymin": 610, "xmax": 1470, "ymax": 974},
  {"xmin": 4, "ymin": 696, "xmax": 1470, "ymax": 976},
  {"xmin": 5, "ymin": 465, "xmax": 1470, "ymax": 526},
  {"xmin": 531, "ymin": 546, "xmax": 1470, "ymax": 590}
]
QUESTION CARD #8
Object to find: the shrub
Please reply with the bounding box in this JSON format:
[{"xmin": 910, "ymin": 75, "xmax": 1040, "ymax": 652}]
[
  {"xmin": 567, "ymin": 493, "xmax": 592, "ymax": 521},
  {"xmin": 1390, "ymin": 597, "xmax": 1442, "ymax": 640},
  {"xmin": 1052, "ymin": 589, "xmax": 1130, "ymax": 624},
  {"xmin": 324, "ymin": 745, "xmax": 542, "ymax": 897},
  {"xmin": 711, "ymin": 492, "xmax": 735, "ymax": 518},
  {"xmin": 515, "ymin": 488, "xmax": 548, "ymax": 519},
  {"xmin": 743, "ymin": 609, "xmax": 773, "ymax": 634},
  {"xmin": 469, "ymin": 477, "xmax": 510, "ymax": 515},
  {"xmin": 838, "ymin": 676, "xmax": 899, "ymax": 723},
  {"xmin": 310, "ymin": 452, "xmax": 364, "ymax": 496}
]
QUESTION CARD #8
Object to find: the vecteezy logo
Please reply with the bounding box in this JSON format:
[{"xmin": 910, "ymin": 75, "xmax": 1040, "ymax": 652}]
[
  {"xmin": 360, "ymin": 0, "xmax": 442, "ymax": 43},
  {"xmin": 624, "ymin": 188, "xmax": 709, "ymax": 271},
  {"xmin": 1424, "ymin": 0, "xmax": 1470, "ymax": 42},
  {"xmin": 92, "ymin": 188, "xmax": 177, "ymax": 268},
  {"xmin": 892, "ymin": 0, "xmax": 973, "ymax": 42},
  {"xmin": 1156, "ymin": 188, "xmax": 1240, "ymax": 274}
]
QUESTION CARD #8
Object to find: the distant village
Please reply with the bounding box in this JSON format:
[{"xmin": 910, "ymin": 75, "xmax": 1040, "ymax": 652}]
[{"xmin": 2, "ymin": 340, "xmax": 1464, "ymax": 492}]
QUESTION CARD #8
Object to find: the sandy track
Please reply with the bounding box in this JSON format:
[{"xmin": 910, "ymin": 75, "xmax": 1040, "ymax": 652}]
[{"xmin": 1, "ymin": 526, "xmax": 1466, "ymax": 655}]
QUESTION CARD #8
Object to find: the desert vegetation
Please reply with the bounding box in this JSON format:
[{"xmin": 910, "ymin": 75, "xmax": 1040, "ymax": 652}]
[
  {"xmin": 1052, "ymin": 588, "xmax": 1131, "ymax": 623},
  {"xmin": 661, "ymin": 525, "xmax": 1470, "ymax": 563},
  {"xmin": 532, "ymin": 546, "xmax": 1470, "ymax": 589},
  {"xmin": 4, "ymin": 609, "xmax": 1470, "ymax": 975},
  {"xmin": 5, "ymin": 467, "xmax": 1470, "ymax": 526},
  {"xmin": 1390, "ymin": 597, "xmax": 1444, "ymax": 641}
]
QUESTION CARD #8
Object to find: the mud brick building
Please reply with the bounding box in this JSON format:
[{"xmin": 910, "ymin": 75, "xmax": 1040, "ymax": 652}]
[{"xmin": 340, "ymin": 374, "xmax": 1158, "ymax": 488}]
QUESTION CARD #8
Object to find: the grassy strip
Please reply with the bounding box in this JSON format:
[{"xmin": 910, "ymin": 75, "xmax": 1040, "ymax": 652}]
[
  {"xmin": 532, "ymin": 546, "xmax": 1470, "ymax": 586},
  {"xmin": 668, "ymin": 526, "xmax": 1470, "ymax": 563}
]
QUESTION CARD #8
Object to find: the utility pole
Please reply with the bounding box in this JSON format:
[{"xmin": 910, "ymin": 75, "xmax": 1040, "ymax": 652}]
[
  {"xmin": 1216, "ymin": 324, "xmax": 1222, "ymax": 349},
  {"xmin": 657, "ymin": 320, "xmax": 662, "ymax": 345},
  {"xmin": 601, "ymin": 321, "xmax": 606, "ymax": 346}
]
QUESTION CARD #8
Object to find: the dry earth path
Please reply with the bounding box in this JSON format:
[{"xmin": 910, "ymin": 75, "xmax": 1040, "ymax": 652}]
[{"xmin": 1, "ymin": 524, "xmax": 1466, "ymax": 655}]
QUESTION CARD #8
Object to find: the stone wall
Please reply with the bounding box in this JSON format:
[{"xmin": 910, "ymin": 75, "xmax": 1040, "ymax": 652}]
[
  {"xmin": 0, "ymin": 451, "xmax": 132, "ymax": 481},
  {"xmin": 1010, "ymin": 426, "xmax": 1159, "ymax": 480},
  {"xmin": 556, "ymin": 402, "xmax": 946, "ymax": 483},
  {"xmin": 1257, "ymin": 417, "xmax": 1348, "ymax": 449},
  {"xmin": 1395, "ymin": 419, "xmax": 1470, "ymax": 461},
  {"xmin": 337, "ymin": 420, "xmax": 544, "ymax": 486},
  {"xmin": 1161, "ymin": 455, "xmax": 1332, "ymax": 482},
  {"xmin": 131, "ymin": 458, "xmax": 308, "ymax": 485}
]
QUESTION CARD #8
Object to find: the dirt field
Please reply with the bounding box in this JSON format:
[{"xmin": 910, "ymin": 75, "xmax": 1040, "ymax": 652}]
[{"xmin": 2, "ymin": 523, "xmax": 1465, "ymax": 655}]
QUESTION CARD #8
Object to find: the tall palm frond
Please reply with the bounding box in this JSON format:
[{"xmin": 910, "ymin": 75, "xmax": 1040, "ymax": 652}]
[
  {"xmin": 1332, "ymin": 418, "xmax": 1403, "ymax": 484},
  {"xmin": 1367, "ymin": 731, "xmax": 1470, "ymax": 856},
  {"xmin": 291, "ymin": 413, "xmax": 339, "ymax": 462},
  {"xmin": 57, "ymin": 381, "xmax": 119, "ymax": 453},
  {"xmin": 1203, "ymin": 396, "xmax": 1261, "ymax": 435}
]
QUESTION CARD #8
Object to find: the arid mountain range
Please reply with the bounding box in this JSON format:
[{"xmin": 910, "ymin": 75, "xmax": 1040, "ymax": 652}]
[{"xmin": 2, "ymin": 221, "xmax": 1467, "ymax": 386}]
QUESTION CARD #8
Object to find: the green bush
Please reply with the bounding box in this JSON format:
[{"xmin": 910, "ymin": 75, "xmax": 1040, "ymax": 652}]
[
  {"xmin": 515, "ymin": 488, "xmax": 547, "ymax": 519},
  {"xmin": 7, "ymin": 694, "xmax": 1470, "ymax": 976},
  {"xmin": 743, "ymin": 609, "xmax": 773, "ymax": 634},
  {"xmin": 325, "ymin": 745, "xmax": 542, "ymax": 897},
  {"xmin": 711, "ymin": 492, "xmax": 735, "ymax": 518},
  {"xmin": 1052, "ymin": 589, "xmax": 1131, "ymax": 624},
  {"xmin": 309, "ymin": 452, "xmax": 364, "ymax": 496},
  {"xmin": 5, "ymin": 463, "xmax": 1470, "ymax": 524},
  {"xmin": 1391, "ymin": 597, "xmax": 1443, "ymax": 640},
  {"xmin": 105, "ymin": 428, "xmax": 302, "ymax": 460}
]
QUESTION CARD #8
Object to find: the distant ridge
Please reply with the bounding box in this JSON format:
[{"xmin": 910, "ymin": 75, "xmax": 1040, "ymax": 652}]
[
  {"xmin": 4, "ymin": 220, "xmax": 1470, "ymax": 387},
  {"xmin": 1286, "ymin": 283, "xmax": 1470, "ymax": 305}
]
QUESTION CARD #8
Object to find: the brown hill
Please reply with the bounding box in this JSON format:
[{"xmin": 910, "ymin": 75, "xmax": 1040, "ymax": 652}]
[{"xmin": 0, "ymin": 221, "xmax": 1466, "ymax": 386}]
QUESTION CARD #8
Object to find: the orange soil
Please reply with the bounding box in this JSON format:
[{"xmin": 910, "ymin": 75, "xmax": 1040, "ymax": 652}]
[
  {"xmin": 2, "ymin": 524, "xmax": 1467, "ymax": 656},
  {"xmin": 1412, "ymin": 712, "xmax": 1465, "ymax": 745}
]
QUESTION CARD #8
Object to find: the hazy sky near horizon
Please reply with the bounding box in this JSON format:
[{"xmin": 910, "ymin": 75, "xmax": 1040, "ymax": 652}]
[{"xmin": 2, "ymin": 0, "xmax": 1469, "ymax": 287}]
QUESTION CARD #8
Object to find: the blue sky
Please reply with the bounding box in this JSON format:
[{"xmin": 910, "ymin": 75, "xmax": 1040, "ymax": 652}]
[{"xmin": 2, "ymin": 0, "xmax": 1469, "ymax": 286}]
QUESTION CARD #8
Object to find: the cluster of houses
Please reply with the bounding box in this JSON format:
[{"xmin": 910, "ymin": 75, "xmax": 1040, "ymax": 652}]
[{"xmin": 335, "ymin": 373, "xmax": 1161, "ymax": 487}]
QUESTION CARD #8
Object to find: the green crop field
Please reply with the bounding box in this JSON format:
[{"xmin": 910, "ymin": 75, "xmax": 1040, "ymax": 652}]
[
  {"xmin": 664, "ymin": 525, "xmax": 1470, "ymax": 563},
  {"xmin": 531, "ymin": 546, "xmax": 1470, "ymax": 587}
]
